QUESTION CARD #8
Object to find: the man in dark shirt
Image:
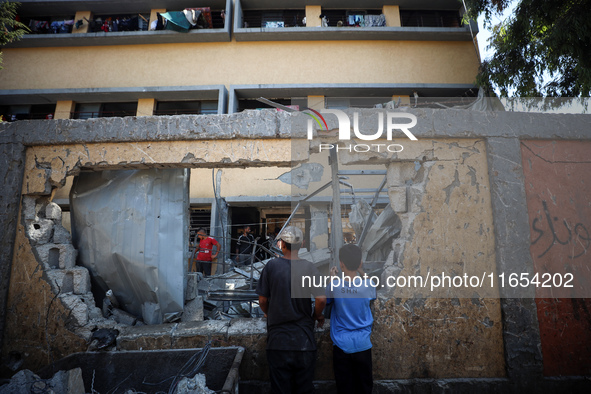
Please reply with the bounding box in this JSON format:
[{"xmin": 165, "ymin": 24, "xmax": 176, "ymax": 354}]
[
  {"xmin": 256, "ymin": 226, "xmax": 326, "ymax": 394},
  {"xmin": 236, "ymin": 225, "xmax": 255, "ymax": 265}
]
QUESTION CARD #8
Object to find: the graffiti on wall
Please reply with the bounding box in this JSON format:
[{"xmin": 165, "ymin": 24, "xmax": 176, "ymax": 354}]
[{"xmin": 522, "ymin": 140, "xmax": 591, "ymax": 376}]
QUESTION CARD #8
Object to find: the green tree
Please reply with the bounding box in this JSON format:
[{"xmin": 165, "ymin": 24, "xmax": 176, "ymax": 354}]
[
  {"xmin": 0, "ymin": 1, "xmax": 28, "ymax": 69},
  {"xmin": 465, "ymin": 0, "xmax": 591, "ymax": 97}
]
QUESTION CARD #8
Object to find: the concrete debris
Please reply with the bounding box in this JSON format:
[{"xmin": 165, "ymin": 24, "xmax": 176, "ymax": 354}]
[
  {"xmin": 298, "ymin": 248, "xmax": 331, "ymax": 268},
  {"xmin": 141, "ymin": 302, "xmax": 162, "ymax": 325},
  {"xmin": 0, "ymin": 368, "xmax": 84, "ymax": 394},
  {"xmin": 111, "ymin": 308, "xmax": 138, "ymax": 326},
  {"xmin": 182, "ymin": 296, "xmax": 204, "ymax": 322},
  {"xmin": 174, "ymin": 373, "xmax": 214, "ymax": 394},
  {"xmin": 59, "ymin": 294, "xmax": 89, "ymax": 327},
  {"xmin": 185, "ymin": 272, "xmax": 200, "ymax": 301},
  {"xmin": 349, "ymin": 199, "xmax": 377, "ymax": 239}
]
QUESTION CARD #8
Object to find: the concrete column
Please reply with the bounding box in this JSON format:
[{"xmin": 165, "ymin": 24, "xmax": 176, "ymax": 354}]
[
  {"xmin": 137, "ymin": 99, "xmax": 156, "ymax": 116},
  {"xmin": 307, "ymin": 95, "xmax": 324, "ymax": 110},
  {"xmin": 383, "ymin": 5, "xmax": 401, "ymax": 27},
  {"xmin": 72, "ymin": 11, "xmax": 92, "ymax": 34},
  {"xmin": 486, "ymin": 137, "xmax": 543, "ymax": 378},
  {"xmin": 54, "ymin": 101, "xmax": 75, "ymax": 120},
  {"xmin": 149, "ymin": 9, "xmax": 166, "ymax": 30},
  {"xmin": 305, "ymin": 6, "xmax": 322, "ymax": 27}
]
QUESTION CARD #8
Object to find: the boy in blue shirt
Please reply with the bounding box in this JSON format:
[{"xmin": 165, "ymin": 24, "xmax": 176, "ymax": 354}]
[{"xmin": 327, "ymin": 243, "xmax": 376, "ymax": 394}]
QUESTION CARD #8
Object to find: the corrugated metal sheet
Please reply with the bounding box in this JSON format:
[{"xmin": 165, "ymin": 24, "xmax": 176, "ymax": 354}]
[{"xmin": 70, "ymin": 168, "xmax": 189, "ymax": 324}]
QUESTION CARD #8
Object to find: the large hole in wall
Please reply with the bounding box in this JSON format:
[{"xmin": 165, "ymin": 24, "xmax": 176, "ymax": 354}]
[
  {"xmin": 50, "ymin": 167, "xmax": 303, "ymax": 325},
  {"xmin": 38, "ymin": 158, "xmax": 397, "ymax": 330}
]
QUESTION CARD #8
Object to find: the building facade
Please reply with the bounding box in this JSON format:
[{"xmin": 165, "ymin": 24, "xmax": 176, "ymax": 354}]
[{"xmin": 2, "ymin": 1, "xmax": 590, "ymax": 392}]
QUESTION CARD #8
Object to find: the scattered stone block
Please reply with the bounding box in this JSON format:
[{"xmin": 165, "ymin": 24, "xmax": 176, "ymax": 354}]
[
  {"xmin": 45, "ymin": 268, "xmax": 88, "ymax": 295},
  {"xmin": 49, "ymin": 367, "xmax": 85, "ymax": 394},
  {"xmin": 35, "ymin": 243, "xmax": 77, "ymax": 270},
  {"xmin": 26, "ymin": 218, "xmax": 54, "ymax": 245},
  {"xmin": 45, "ymin": 201, "xmax": 62, "ymax": 222},
  {"xmin": 0, "ymin": 368, "xmax": 85, "ymax": 394},
  {"xmin": 0, "ymin": 369, "xmax": 39, "ymax": 394},
  {"xmin": 111, "ymin": 308, "xmax": 138, "ymax": 326},
  {"xmin": 60, "ymin": 294, "xmax": 89, "ymax": 327},
  {"xmin": 52, "ymin": 224, "xmax": 72, "ymax": 244},
  {"xmin": 174, "ymin": 373, "xmax": 214, "ymax": 394},
  {"xmin": 71, "ymin": 267, "xmax": 91, "ymax": 294}
]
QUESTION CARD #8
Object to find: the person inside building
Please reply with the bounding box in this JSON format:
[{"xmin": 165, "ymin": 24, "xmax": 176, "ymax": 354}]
[
  {"xmin": 327, "ymin": 243, "xmax": 376, "ymax": 394},
  {"xmin": 235, "ymin": 224, "xmax": 255, "ymax": 266},
  {"xmin": 189, "ymin": 228, "xmax": 220, "ymax": 276},
  {"xmin": 256, "ymin": 226, "xmax": 326, "ymax": 394}
]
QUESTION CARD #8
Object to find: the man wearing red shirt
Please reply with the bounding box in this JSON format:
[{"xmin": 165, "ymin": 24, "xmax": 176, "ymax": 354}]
[{"xmin": 189, "ymin": 228, "xmax": 220, "ymax": 276}]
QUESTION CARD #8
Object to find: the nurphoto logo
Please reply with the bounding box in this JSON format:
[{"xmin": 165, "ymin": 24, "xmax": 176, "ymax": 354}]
[{"xmin": 304, "ymin": 109, "xmax": 418, "ymax": 153}]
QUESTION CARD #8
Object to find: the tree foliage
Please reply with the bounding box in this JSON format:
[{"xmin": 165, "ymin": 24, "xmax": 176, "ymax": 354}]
[
  {"xmin": 0, "ymin": 1, "xmax": 28, "ymax": 69},
  {"xmin": 464, "ymin": 0, "xmax": 591, "ymax": 97}
]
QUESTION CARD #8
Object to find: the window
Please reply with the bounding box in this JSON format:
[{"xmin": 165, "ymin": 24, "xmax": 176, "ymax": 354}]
[
  {"xmin": 86, "ymin": 14, "xmax": 150, "ymax": 33},
  {"xmin": 0, "ymin": 104, "xmax": 55, "ymax": 121},
  {"xmin": 22, "ymin": 15, "xmax": 75, "ymax": 34},
  {"xmin": 74, "ymin": 102, "xmax": 137, "ymax": 119},
  {"xmin": 238, "ymin": 98, "xmax": 292, "ymax": 112},
  {"xmin": 154, "ymin": 100, "xmax": 218, "ymax": 116},
  {"xmin": 400, "ymin": 10, "xmax": 461, "ymax": 28},
  {"xmin": 321, "ymin": 9, "xmax": 384, "ymax": 27},
  {"xmin": 242, "ymin": 10, "xmax": 305, "ymax": 28}
]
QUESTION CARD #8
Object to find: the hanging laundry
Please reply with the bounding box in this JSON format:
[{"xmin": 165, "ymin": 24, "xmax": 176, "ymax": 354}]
[
  {"xmin": 50, "ymin": 20, "xmax": 74, "ymax": 34},
  {"xmin": 183, "ymin": 7, "xmax": 213, "ymax": 29},
  {"xmin": 161, "ymin": 11, "xmax": 191, "ymax": 32},
  {"xmin": 29, "ymin": 19, "xmax": 50, "ymax": 34},
  {"xmin": 182, "ymin": 9, "xmax": 202, "ymax": 26},
  {"xmin": 365, "ymin": 14, "xmax": 386, "ymax": 27}
]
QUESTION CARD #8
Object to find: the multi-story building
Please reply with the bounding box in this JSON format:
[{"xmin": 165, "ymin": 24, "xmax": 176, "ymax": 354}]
[
  {"xmin": 1, "ymin": 0, "xmax": 479, "ymax": 118},
  {"xmin": 0, "ymin": 0, "xmax": 480, "ymax": 251}
]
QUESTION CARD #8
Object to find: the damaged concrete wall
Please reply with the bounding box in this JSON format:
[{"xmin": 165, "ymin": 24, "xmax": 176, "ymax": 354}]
[
  {"xmin": 0, "ymin": 141, "xmax": 26, "ymax": 354},
  {"xmin": 1, "ymin": 109, "xmax": 590, "ymax": 387}
]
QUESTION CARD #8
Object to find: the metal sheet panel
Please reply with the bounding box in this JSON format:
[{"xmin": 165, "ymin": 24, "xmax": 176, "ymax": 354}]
[{"xmin": 70, "ymin": 169, "xmax": 189, "ymax": 324}]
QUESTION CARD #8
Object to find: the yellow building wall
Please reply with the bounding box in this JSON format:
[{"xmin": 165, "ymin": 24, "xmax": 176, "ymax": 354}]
[{"xmin": 0, "ymin": 40, "xmax": 479, "ymax": 89}]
